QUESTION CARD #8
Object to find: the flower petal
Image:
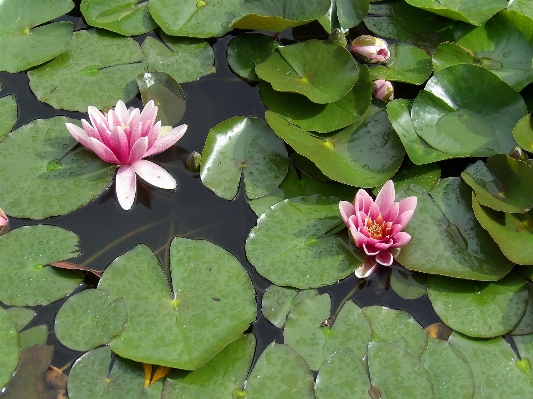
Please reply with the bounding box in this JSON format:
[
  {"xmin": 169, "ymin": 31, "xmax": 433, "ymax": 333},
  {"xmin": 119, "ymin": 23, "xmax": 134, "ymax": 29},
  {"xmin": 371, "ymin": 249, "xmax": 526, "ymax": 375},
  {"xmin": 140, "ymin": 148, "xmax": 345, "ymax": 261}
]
[
  {"xmin": 363, "ymin": 243, "xmax": 380, "ymax": 256},
  {"xmin": 114, "ymin": 101, "xmax": 129, "ymax": 125},
  {"xmin": 86, "ymin": 137, "xmax": 120, "ymax": 163},
  {"xmin": 375, "ymin": 180, "xmax": 395, "ymax": 213},
  {"xmin": 375, "ymin": 250, "xmax": 393, "ymax": 266},
  {"xmin": 144, "ymin": 124, "xmax": 187, "ymax": 157},
  {"xmin": 115, "ymin": 165, "xmax": 137, "ymax": 210},
  {"xmin": 354, "ymin": 255, "xmax": 377, "ymax": 278},
  {"xmin": 66, "ymin": 123, "xmax": 91, "ymax": 147},
  {"xmin": 391, "ymin": 232, "xmax": 411, "ymax": 248},
  {"xmin": 355, "ymin": 189, "xmax": 373, "ymax": 214},
  {"xmin": 87, "ymin": 106, "xmax": 108, "ymax": 131},
  {"xmin": 369, "ymin": 202, "xmax": 380, "ymax": 221},
  {"xmin": 393, "ymin": 210, "xmax": 415, "ymax": 232},
  {"xmin": 128, "ymin": 136, "xmax": 149, "ymax": 164},
  {"xmin": 381, "ymin": 202, "xmax": 399, "ymax": 223},
  {"xmin": 81, "ymin": 119, "xmax": 102, "ymax": 141},
  {"xmin": 399, "ymin": 196, "xmax": 417, "ymax": 214},
  {"xmin": 339, "ymin": 201, "xmax": 355, "ymax": 227},
  {"xmin": 132, "ymin": 160, "xmax": 176, "ymax": 190}
]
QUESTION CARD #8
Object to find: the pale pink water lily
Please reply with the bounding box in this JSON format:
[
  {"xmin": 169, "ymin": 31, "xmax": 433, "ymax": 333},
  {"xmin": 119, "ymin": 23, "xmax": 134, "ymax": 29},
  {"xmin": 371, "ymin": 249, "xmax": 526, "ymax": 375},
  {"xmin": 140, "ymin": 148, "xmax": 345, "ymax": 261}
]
[
  {"xmin": 372, "ymin": 79, "xmax": 394, "ymax": 102},
  {"xmin": 65, "ymin": 100, "xmax": 187, "ymax": 210},
  {"xmin": 339, "ymin": 180, "xmax": 417, "ymax": 278},
  {"xmin": 0, "ymin": 208, "xmax": 9, "ymax": 236},
  {"xmin": 350, "ymin": 35, "xmax": 390, "ymax": 64}
]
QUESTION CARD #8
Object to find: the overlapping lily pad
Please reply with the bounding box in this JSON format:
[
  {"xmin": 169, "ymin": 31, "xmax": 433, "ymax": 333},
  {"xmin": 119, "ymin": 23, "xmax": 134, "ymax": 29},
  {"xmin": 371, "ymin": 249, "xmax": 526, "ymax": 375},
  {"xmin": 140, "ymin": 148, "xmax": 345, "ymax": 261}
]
[
  {"xmin": 389, "ymin": 268, "xmax": 427, "ymax": 300},
  {"xmin": 81, "ymin": 0, "xmax": 157, "ymax": 36},
  {"xmin": 318, "ymin": 0, "xmax": 369, "ymax": 33},
  {"xmin": 372, "ymin": 162, "xmax": 441, "ymax": 196},
  {"xmin": 261, "ymin": 285, "xmax": 318, "ymax": 328},
  {"xmin": 142, "ymin": 33, "xmax": 215, "ymax": 83},
  {"xmin": 0, "ymin": 94, "xmax": 17, "ymax": 142},
  {"xmin": 256, "ymin": 40, "xmax": 359, "ymax": 104},
  {"xmin": 0, "ymin": 307, "xmax": 19, "ymax": 390},
  {"xmin": 0, "ymin": 117, "xmax": 115, "ymax": 218},
  {"xmin": 227, "ymin": 33, "xmax": 279, "ymax": 81},
  {"xmin": 508, "ymin": 0, "xmax": 533, "ymax": 19},
  {"xmin": 231, "ymin": 0, "xmax": 331, "ymax": 32},
  {"xmin": 396, "ymin": 179, "xmax": 515, "ymax": 280},
  {"xmin": 28, "ymin": 29, "xmax": 145, "ymax": 111},
  {"xmin": 246, "ymin": 195, "xmax": 361, "ymax": 289},
  {"xmin": 266, "ymin": 106, "xmax": 405, "ymax": 188},
  {"xmin": 0, "ymin": 0, "xmax": 74, "ymax": 73},
  {"xmin": 0, "ymin": 225, "xmax": 82, "ymax": 306},
  {"xmin": 200, "ymin": 116, "xmax": 289, "ymax": 200},
  {"xmin": 98, "ymin": 238, "xmax": 256, "ymax": 369},
  {"xmin": 284, "ymin": 295, "xmax": 372, "ymax": 370},
  {"xmin": 511, "ymin": 284, "xmax": 533, "ymax": 335},
  {"xmin": 411, "ymin": 64, "xmax": 526, "ymax": 157},
  {"xmin": 6, "ymin": 307, "xmax": 36, "ymax": 332},
  {"xmin": 149, "ymin": 0, "xmax": 242, "ymax": 38},
  {"xmin": 513, "ymin": 113, "xmax": 533, "ymax": 152}
]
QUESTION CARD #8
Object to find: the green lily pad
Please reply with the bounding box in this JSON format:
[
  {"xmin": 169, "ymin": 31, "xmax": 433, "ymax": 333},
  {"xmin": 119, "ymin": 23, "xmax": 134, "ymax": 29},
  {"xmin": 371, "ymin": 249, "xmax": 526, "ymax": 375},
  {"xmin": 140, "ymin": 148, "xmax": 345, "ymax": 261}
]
[
  {"xmin": 261, "ymin": 285, "xmax": 318, "ymax": 328},
  {"xmin": 284, "ymin": 294, "xmax": 372, "ymax": 370},
  {"xmin": 256, "ymin": 40, "xmax": 359, "ymax": 104},
  {"xmin": 0, "ymin": 225, "xmax": 82, "ymax": 306},
  {"xmin": 513, "ymin": 334, "xmax": 533, "ymax": 373},
  {"xmin": 454, "ymin": 11, "xmax": 533, "ymax": 91},
  {"xmin": 0, "ymin": 117, "xmax": 115, "ymax": 219},
  {"xmin": 508, "ymin": 0, "xmax": 533, "ymax": 19},
  {"xmin": 141, "ymin": 33, "xmax": 215, "ymax": 83},
  {"xmin": 372, "ymin": 162, "xmax": 441, "ymax": 196},
  {"xmin": 0, "ymin": 94, "xmax": 17, "ymax": 142},
  {"xmin": 19, "ymin": 325, "xmax": 48, "ymax": 349},
  {"xmin": 6, "ymin": 307, "xmax": 35, "ymax": 332},
  {"xmin": 68, "ymin": 346, "xmax": 150, "ymax": 399},
  {"xmin": 162, "ymin": 334, "xmax": 255, "ymax": 399},
  {"xmin": 200, "ymin": 116, "xmax": 288, "ymax": 200},
  {"xmin": 136, "ymin": 72, "xmax": 186, "ymax": 127},
  {"xmin": 368, "ymin": 341, "xmax": 435, "ymax": 399},
  {"xmin": 411, "ymin": 65, "xmax": 525, "ymax": 157},
  {"xmin": 149, "ymin": 0, "xmax": 242, "ymax": 38},
  {"xmin": 386, "ymin": 99, "xmax": 453, "ymax": 165},
  {"xmin": 363, "ymin": 306, "xmax": 427, "ymax": 357},
  {"xmin": 315, "ymin": 348, "xmax": 371, "ymax": 399},
  {"xmin": 396, "ymin": 179, "xmax": 515, "ymax": 280},
  {"xmin": 390, "ymin": 268, "xmax": 427, "ymax": 300},
  {"xmin": 266, "ymin": 106, "xmax": 405, "ymax": 188},
  {"xmin": 260, "ymin": 63, "xmax": 372, "ymax": 133},
  {"xmin": 246, "ymin": 195, "xmax": 361, "ymax": 289},
  {"xmin": 55, "ymin": 289, "xmax": 128, "ymax": 351},
  {"xmin": 227, "ymin": 33, "xmax": 279, "ymax": 81},
  {"xmin": 318, "ymin": 0, "xmax": 369, "ymax": 33},
  {"xmin": 513, "ymin": 113, "xmax": 533, "ymax": 152},
  {"xmin": 449, "ymin": 332, "xmax": 533, "ymax": 398},
  {"xmin": 0, "ymin": 307, "xmax": 19, "ymax": 390},
  {"xmin": 81, "ymin": 0, "xmax": 157, "ymax": 36},
  {"xmin": 370, "ymin": 43, "xmax": 433, "ymax": 85},
  {"xmin": 0, "ymin": 0, "xmax": 73, "ymax": 73},
  {"xmin": 245, "ymin": 342, "xmax": 315, "ymax": 399},
  {"xmin": 98, "ymin": 238, "xmax": 256, "ymax": 370},
  {"xmin": 231, "ymin": 0, "xmax": 331, "ymax": 32},
  {"xmin": 420, "ymin": 337, "xmax": 475, "ymax": 399},
  {"xmin": 432, "ymin": 42, "xmax": 477, "ymax": 74},
  {"xmin": 428, "ymin": 272, "xmax": 528, "ymax": 338},
  {"xmin": 471, "ymin": 195, "xmax": 533, "ymax": 265},
  {"xmin": 462, "ymin": 154, "xmax": 533, "ymax": 213},
  {"xmin": 511, "ymin": 283, "xmax": 533, "ymax": 335},
  {"xmin": 28, "ymin": 29, "xmax": 145, "ymax": 112},
  {"xmin": 405, "ymin": 0, "xmax": 506, "ymax": 26}
]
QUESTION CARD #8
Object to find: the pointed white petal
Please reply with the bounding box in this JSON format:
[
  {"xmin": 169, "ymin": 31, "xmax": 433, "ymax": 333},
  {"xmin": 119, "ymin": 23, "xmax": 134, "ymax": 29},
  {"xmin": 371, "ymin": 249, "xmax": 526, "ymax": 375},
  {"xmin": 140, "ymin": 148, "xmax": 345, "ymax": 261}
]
[
  {"xmin": 115, "ymin": 165, "xmax": 137, "ymax": 210},
  {"xmin": 132, "ymin": 160, "xmax": 176, "ymax": 190},
  {"xmin": 144, "ymin": 124, "xmax": 187, "ymax": 157}
]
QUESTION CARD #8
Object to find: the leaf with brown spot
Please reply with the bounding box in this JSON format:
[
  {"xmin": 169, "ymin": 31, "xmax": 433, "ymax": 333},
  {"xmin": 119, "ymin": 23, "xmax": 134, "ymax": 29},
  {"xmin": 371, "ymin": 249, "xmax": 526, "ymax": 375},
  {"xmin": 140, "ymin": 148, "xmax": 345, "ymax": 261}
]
[{"xmin": 424, "ymin": 322, "xmax": 453, "ymax": 340}]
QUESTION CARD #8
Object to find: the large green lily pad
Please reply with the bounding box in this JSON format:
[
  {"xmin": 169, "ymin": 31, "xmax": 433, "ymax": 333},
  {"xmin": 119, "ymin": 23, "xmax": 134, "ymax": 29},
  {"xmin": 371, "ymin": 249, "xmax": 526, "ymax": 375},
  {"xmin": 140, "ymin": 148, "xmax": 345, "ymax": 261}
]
[
  {"xmin": 0, "ymin": 94, "xmax": 17, "ymax": 142},
  {"xmin": 98, "ymin": 238, "xmax": 256, "ymax": 370},
  {"xmin": 261, "ymin": 285, "xmax": 318, "ymax": 328},
  {"xmin": 411, "ymin": 65, "xmax": 525, "ymax": 157},
  {"xmin": 227, "ymin": 33, "xmax": 279, "ymax": 81},
  {"xmin": 149, "ymin": 0, "xmax": 242, "ymax": 38},
  {"xmin": 284, "ymin": 294, "xmax": 372, "ymax": 370},
  {"xmin": 432, "ymin": 42, "xmax": 477, "ymax": 74},
  {"xmin": 0, "ymin": 225, "xmax": 82, "ymax": 306},
  {"xmin": 200, "ymin": 116, "xmax": 289, "ymax": 200},
  {"xmin": 0, "ymin": 117, "xmax": 115, "ymax": 219},
  {"xmin": 428, "ymin": 272, "xmax": 529, "ymax": 338},
  {"xmin": 80, "ymin": 0, "xmax": 158, "ymax": 36},
  {"xmin": 28, "ymin": 29, "xmax": 145, "ymax": 111},
  {"xmin": 256, "ymin": 40, "xmax": 359, "ymax": 104},
  {"xmin": 266, "ymin": 106, "xmax": 405, "ymax": 188},
  {"xmin": 246, "ymin": 195, "xmax": 361, "ymax": 289},
  {"xmin": 508, "ymin": 0, "xmax": 533, "ymax": 20},
  {"xmin": 462, "ymin": 154, "xmax": 533, "ymax": 213},
  {"xmin": 396, "ymin": 179, "xmax": 515, "ymax": 280},
  {"xmin": 231, "ymin": 0, "xmax": 331, "ymax": 32},
  {"xmin": 0, "ymin": 307, "xmax": 19, "ymax": 390},
  {"xmin": 0, "ymin": 0, "xmax": 73, "ymax": 73}
]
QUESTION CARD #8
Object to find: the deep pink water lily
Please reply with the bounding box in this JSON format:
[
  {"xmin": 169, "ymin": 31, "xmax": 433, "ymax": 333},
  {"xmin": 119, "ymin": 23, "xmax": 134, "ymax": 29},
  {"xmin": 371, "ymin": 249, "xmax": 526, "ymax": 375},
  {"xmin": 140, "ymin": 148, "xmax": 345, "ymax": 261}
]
[
  {"xmin": 65, "ymin": 100, "xmax": 187, "ymax": 210},
  {"xmin": 0, "ymin": 207, "xmax": 8, "ymax": 235},
  {"xmin": 339, "ymin": 180, "xmax": 417, "ymax": 278}
]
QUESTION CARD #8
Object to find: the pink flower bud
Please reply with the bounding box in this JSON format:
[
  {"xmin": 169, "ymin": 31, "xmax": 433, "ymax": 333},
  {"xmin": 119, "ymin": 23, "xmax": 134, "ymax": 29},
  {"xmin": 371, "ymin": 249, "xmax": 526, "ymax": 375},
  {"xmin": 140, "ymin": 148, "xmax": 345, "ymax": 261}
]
[
  {"xmin": 0, "ymin": 208, "xmax": 9, "ymax": 236},
  {"xmin": 372, "ymin": 80, "xmax": 394, "ymax": 102},
  {"xmin": 350, "ymin": 35, "xmax": 390, "ymax": 64}
]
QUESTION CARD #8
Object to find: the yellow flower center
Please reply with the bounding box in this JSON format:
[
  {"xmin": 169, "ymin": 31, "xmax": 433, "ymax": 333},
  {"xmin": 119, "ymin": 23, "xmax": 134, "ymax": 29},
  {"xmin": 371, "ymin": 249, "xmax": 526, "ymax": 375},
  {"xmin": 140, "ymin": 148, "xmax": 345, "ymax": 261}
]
[{"xmin": 365, "ymin": 214, "xmax": 392, "ymax": 240}]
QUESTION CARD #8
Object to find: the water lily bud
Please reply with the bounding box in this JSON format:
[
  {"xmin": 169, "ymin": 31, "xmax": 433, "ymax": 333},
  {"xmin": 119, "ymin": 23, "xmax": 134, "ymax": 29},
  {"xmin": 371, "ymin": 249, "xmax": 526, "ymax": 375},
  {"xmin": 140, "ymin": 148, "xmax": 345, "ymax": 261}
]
[
  {"xmin": 328, "ymin": 28, "xmax": 347, "ymax": 48},
  {"xmin": 184, "ymin": 151, "xmax": 202, "ymax": 173},
  {"xmin": 0, "ymin": 208, "xmax": 9, "ymax": 236},
  {"xmin": 350, "ymin": 35, "xmax": 390, "ymax": 64},
  {"xmin": 372, "ymin": 79, "xmax": 394, "ymax": 102}
]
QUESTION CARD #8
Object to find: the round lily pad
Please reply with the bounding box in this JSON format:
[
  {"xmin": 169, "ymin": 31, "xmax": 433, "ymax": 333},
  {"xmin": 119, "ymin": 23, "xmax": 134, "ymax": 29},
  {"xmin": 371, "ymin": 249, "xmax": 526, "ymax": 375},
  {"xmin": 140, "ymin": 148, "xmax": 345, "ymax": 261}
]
[
  {"xmin": 0, "ymin": 94, "xmax": 17, "ymax": 142},
  {"xmin": 511, "ymin": 283, "xmax": 533, "ymax": 336},
  {"xmin": 428, "ymin": 272, "xmax": 528, "ymax": 338},
  {"xmin": 432, "ymin": 42, "xmax": 477, "ymax": 75},
  {"xmin": 5, "ymin": 307, "xmax": 36, "ymax": 332},
  {"xmin": 0, "ymin": 0, "xmax": 73, "ymax": 73},
  {"xmin": 0, "ymin": 117, "xmax": 115, "ymax": 219},
  {"xmin": 513, "ymin": 113, "xmax": 533, "ymax": 153},
  {"xmin": 19, "ymin": 325, "xmax": 48, "ymax": 349},
  {"xmin": 256, "ymin": 40, "xmax": 359, "ymax": 104},
  {"xmin": 396, "ymin": 179, "xmax": 515, "ymax": 280},
  {"xmin": 261, "ymin": 285, "xmax": 318, "ymax": 328},
  {"xmin": 55, "ymin": 289, "xmax": 128, "ymax": 351},
  {"xmin": 200, "ymin": 116, "xmax": 289, "ymax": 200},
  {"xmin": 246, "ymin": 195, "xmax": 361, "ymax": 289},
  {"xmin": 80, "ymin": 0, "xmax": 158, "ymax": 36},
  {"xmin": 142, "ymin": 33, "xmax": 215, "ymax": 83},
  {"xmin": 284, "ymin": 294, "xmax": 372, "ymax": 370},
  {"xmin": 0, "ymin": 307, "xmax": 19, "ymax": 390},
  {"xmin": 28, "ymin": 29, "xmax": 145, "ymax": 111},
  {"xmin": 0, "ymin": 225, "xmax": 82, "ymax": 306},
  {"xmin": 411, "ymin": 64, "xmax": 526, "ymax": 157},
  {"xmin": 98, "ymin": 238, "xmax": 256, "ymax": 370},
  {"xmin": 389, "ymin": 268, "xmax": 427, "ymax": 300},
  {"xmin": 227, "ymin": 33, "xmax": 279, "ymax": 81}
]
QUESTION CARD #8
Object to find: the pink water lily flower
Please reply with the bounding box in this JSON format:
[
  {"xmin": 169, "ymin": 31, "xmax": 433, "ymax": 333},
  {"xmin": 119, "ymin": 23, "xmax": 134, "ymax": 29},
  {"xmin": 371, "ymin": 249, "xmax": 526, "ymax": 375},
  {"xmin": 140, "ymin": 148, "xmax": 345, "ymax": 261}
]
[
  {"xmin": 350, "ymin": 35, "xmax": 390, "ymax": 64},
  {"xmin": 339, "ymin": 180, "xmax": 417, "ymax": 278},
  {"xmin": 0, "ymin": 207, "xmax": 8, "ymax": 236},
  {"xmin": 65, "ymin": 100, "xmax": 187, "ymax": 210}
]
